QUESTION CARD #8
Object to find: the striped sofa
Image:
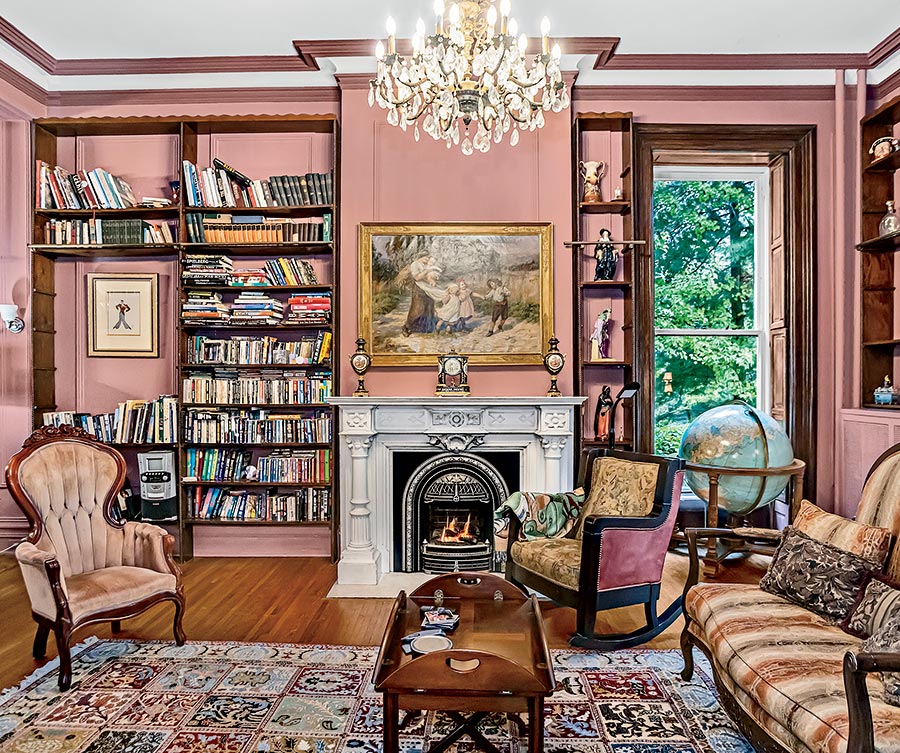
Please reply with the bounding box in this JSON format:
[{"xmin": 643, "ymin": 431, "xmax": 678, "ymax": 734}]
[{"xmin": 681, "ymin": 444, "xmax": 900, "ymax": 753}]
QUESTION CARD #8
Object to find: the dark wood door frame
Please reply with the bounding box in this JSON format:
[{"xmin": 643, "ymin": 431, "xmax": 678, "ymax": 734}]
[{"xmin": 633, "ymin": 124, "xmax": 817, "ymax": 498}]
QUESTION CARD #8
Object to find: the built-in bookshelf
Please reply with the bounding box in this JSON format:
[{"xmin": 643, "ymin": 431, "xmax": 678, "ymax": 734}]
[
  {"xmin": 571, "ymin": 113, "xmax": 642, "ymax": 451},
  {"xmin": 30, "ymin": 115, "xmax": 340, "ymax": 560}
]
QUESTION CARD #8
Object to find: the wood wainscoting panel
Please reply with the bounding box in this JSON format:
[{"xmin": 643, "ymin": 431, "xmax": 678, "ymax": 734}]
[{"xmin": 839, "ymin": 409, "xmax": 899, "ymax": 517}]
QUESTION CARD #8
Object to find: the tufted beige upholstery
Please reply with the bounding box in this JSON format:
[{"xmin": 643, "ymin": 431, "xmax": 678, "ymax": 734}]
[{"xmin": 6, "ymin": 427, "xmax": 185, "ymax": 690}]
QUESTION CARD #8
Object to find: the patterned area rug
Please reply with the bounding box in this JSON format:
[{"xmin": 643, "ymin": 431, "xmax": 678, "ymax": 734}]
[{"xmin": 0, "ymin": 640, "xmax": 752, "ymax": 753}]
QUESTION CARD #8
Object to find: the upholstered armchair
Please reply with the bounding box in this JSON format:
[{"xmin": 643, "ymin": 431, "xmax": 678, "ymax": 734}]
[
  {"xmin": 7, "ymin": 425, "xmax": 185, "ymax": 690},
  {"xmin": 503, "ymin": 449, "xmax": 685, "ymax": 649}
]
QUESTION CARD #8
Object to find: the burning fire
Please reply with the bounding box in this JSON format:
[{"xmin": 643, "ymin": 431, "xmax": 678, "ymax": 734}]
[{"xmin": 439, "ymin": 513, "xmax": 477, "ymax": 543}]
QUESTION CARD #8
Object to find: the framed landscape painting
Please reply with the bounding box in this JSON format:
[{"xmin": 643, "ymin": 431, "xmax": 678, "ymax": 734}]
[
  {"xmin": 359, "ymin": 223, "xmax": 553, "ymax": 365},
  {"xmin": 87, "ymin": 273, "xmax": 159, "ymax": 357}
]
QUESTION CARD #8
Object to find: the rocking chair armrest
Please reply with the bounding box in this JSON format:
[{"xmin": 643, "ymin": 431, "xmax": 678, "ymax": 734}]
[
  {"xmin": 581, "ymin": 507, "xmax": 670, "ymax": 535},
  {"xmin": 843, "ymin": 650, "xmax": 900, "ymax": 753}
]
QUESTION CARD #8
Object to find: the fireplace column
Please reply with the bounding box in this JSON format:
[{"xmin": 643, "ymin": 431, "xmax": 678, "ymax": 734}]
[
  {"xmin": 537, "ymin": 405, "xmax": 574, "ymax": 493},
  {"xmin": 337, "ymin": 406, "xmax": 382, "ymax": 584}
]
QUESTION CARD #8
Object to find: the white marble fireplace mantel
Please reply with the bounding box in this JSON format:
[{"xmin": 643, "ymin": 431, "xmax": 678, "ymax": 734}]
[{"xmin": 328, "ymin": 396, "xmax": 586, "ymax": 585}]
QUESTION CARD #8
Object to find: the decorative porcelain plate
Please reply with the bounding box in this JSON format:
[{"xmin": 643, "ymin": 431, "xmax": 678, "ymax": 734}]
[{"xmin": 410, "ymin": 635, "xmax": 453, "ymax": 654}]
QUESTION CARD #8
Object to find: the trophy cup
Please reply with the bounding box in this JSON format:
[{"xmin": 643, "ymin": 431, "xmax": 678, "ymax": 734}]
[
  {"xmin": 543, "ymin": 336, "xmax": 565, "ymax": 397},
  {"xmin": 579, "ymin": 160, "xmax": 606, "ymax": 204},
  {"xmin": 350, "ymin": 337, "xmax": 372, "ymax": 397}
]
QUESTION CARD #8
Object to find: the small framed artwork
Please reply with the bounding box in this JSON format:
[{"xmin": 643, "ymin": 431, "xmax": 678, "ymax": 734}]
[
  {"xmin": 358, "ymin": 222, "xmax": 554, "ymax": 365},
  {"xmin": 87, "ymin": 273, "xmax": 159, "ymax": 357}
]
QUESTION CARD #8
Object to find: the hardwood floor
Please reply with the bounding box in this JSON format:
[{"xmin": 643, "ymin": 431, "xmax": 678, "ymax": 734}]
[{"xmin": 0, "ymin": 551, "xmax": 768, "ymax": 691}]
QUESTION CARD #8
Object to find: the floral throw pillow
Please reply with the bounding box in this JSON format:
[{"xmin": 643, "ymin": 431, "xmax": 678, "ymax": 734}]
[
  {"xmin": 842, "ymin": 574, "xmax": 900, "ymax": 638},
  {"xmin": 760, "ymin": 527, "xmax": 879, "ymax": 622},
  {"xmin": 860, "ymin": 611, "xmax": 900, "ymax": 707},
  {"xmin": 794, "ymin": 499, "xmax": 892, "ymax": 567}
]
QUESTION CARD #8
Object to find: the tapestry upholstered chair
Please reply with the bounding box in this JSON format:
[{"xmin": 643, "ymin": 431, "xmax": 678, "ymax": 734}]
[
  {"xmin": 680, "ymin": 443, "xmax": 900, "ymax": 753},
  {"xmin": 7, "ymin": 425, "xmax": 185, "ymax": 690},
  {"xmin": 503, "ymin": 448, "xmax": 685, "ymax": 649}
]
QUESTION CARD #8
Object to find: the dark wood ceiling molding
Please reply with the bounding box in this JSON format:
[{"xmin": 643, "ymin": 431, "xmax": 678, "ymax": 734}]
[
  {"xmin": 604, "ymin": 52, "xmax": 869, "ymax": 70},
  {"xmin": 335, "ymin": 73, "xmax": 374, "ymax": 91},
  {"xmin": 571, "ymin": 84, "xmax": 837, "ymax": 102},
  {"xmin": 45, "ymin": 86, "xmax": 339, "ymax": 108},
  {"xmin": 0, "ymin": 16, "xmax": 55, "ymax": 73},
  {"xmin": 874, "ymin": 66, "xmax": 900, "ymax": 101},
  {"xmin": 869, "ymin": 27, "xmax": 900, "ymax": 67},
  {"xmin": 53, "ymin": 55, "xmax": 305, "ymax": 76},
  {"xmin": 0, "ymin": 56, "xmax": 47, "ymax": 104}
]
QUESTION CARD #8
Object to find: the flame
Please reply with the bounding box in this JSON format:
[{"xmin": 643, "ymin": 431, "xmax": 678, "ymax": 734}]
[{"xmin": 439, "ymin": 513, "xmax": 473, "ymax": 542}]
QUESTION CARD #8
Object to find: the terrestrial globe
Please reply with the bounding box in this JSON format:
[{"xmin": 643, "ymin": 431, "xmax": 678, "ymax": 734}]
[{"xmin": 677, "ymin": 400, "xmax": 794, "ymax": 516}]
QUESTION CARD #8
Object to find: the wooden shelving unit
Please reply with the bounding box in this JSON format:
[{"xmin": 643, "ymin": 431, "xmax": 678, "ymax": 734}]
[
  {"xmin": 858, "ymin": 95, "xmax": 900, "ymax": 406},
  {"xmin": 30, "ymin": 115, "xmax": 340, "ymax": 561},
  {"xmin": 571, "ymin": 112, "xmax": 643, "ymax": 450}
]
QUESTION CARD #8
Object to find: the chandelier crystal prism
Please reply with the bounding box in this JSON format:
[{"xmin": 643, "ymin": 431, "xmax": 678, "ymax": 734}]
[{"xmin": 369, "ymin": 0, "xmax": 569, "ymax": 155}]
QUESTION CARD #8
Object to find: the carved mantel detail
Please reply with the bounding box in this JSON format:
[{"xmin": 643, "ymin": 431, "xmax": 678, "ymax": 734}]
[{"xmin": 426, "ymin": 434, "xmax": 486, "ymax": 452}]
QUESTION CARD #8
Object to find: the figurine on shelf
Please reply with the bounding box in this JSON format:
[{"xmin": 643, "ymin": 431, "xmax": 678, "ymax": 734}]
[
  {"xmin": 594, "ymin": 385, "xmax": 613, "ymax": 441},
  {"xmin": 880, "ymin": 201, "xmax": 900, "ymax": 237},
  {"xmin": 870, "ymin": 136, "xmax": 900, "ymax": 162},
  {"xmin": 589, "ymin": 308, "xmax": 613, "ymax": 361},
  {"xmin": 243, "ymin": 466, "xmax": 259, "ymax": 481},
  {"xmin": 579, "ymin": 160, "xmax": 606, "ymax": 204},
  {"xmin": 613, "ymin": 187, "xmax": 624, "ymax": 201},
  {"xmin": 593, "ymin": 228, "xmax": 619, "ymax": 281},
  {"xmin": 875, "ymin": 375, "xmax": 895, "ymax": 406}
]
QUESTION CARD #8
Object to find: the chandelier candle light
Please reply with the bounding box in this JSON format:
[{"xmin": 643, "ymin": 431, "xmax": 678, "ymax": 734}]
[{"xmin": 370, "ymin": 0, "xmax": 569, "ymax": 155}]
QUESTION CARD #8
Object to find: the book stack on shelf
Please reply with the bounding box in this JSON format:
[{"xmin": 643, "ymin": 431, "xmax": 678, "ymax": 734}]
[
  {"xmin": 42, "ymin": 395, "xmax": 178, "ymax": 444},
  {"xmin": 182, "ymin": 408, "xmax": 332, "ymax": 444},
  {"xmin": 186, "ymin": 334, "xmax": 332, "ymax": 367},
  {"xmin": 182, "ymin": 255, "xmax": 233, "ymax": 285},
  {"xmin": 265, "ymin": 258, "xmax": 320, "ymax": 285},
  {"xmin": 258, "ymin": 449, "xmax": 331, "ymax": 483},
  {"xmin": 190, "ymin": 487, "xmax": 330, "ymax": 523},
  {"xmin": 231, "ymin": 268, "xmax": 268, "ymax": 286},
  {"xmin": 286, "ymin": 293, "xmax": 331, "ymax": 326},
  {"xmin": 182, "ymin": 158, "xmax": 333, "ymax": 208},
  {"xmin": 35, "ymin": 161, "xmax": 170, "ymax": 210},
  {"xmin": 184, "ymin": 448, "xmax": 252, "ymax": 481},
  {"xmin": 42, "ymin": 218, "xmax": 176, "ymax": 246},
  {"xmin": 182, "ymin": 292, "xmax": 231, "ymax": 324},
  {"xmin": 230, "ymin": 291, "xmax": 284, "ymax": 325},
  {"xmin": 182, "ymin": 371, "xmax": 331, "ymax": 405},
  {"xmin": 184, "ymin": 213, "xmax": 332, "ymax": 244}
]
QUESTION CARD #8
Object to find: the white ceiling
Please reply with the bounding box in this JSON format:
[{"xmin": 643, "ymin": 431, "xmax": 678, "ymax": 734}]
[{"xmin": 0, "ymin": 1, "xmax": 898, "ymax": 92}]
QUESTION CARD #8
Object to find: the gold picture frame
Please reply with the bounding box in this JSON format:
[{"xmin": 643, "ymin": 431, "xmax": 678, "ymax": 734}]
[
  {"xmin": 87, "ymin": 273, "xmax": 159, "ymax": 357},
  {"xmin": 359, "ymin": 222, "xmax": 553, "ymax": 365}
]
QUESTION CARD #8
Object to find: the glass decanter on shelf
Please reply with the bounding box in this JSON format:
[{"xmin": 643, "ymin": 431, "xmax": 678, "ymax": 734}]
[{"xmin": 880, "ymin": 200, "xmax": 900, "ymax": 236}]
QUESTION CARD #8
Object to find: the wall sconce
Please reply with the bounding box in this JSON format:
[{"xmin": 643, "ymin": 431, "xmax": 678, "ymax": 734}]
[
  {"xmin": 0, "ymin": 304, "xmax": 24, "ymax": 333},
  {"xmin": 663, "ymin": 372, "xmax": 673, "ymax": 394}
]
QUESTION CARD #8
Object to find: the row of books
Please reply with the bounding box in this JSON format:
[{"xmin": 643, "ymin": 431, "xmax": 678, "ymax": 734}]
[
  {"xmin": 189, "ymin": 487, "xmax": 331, "ymax": 522},
  {"xmin": 286, "ymin": 294, "xmax": 331, "ymax": 326},
  {"xmin": 182, "ymin": 373, "xmax": 332, "ymax": 405},
  {"xmin": 258, "ymin": 449, "xmax": 331, "ymax": 484},
  {"xmin": 41, "ymin": 219, "xmax": 176, "ymax": 246},
  {"xmin": 186, "ymin": 334, "xmax": 332, "ymax": 366},
  {"xmin": 36, "ymin": 161, "xmax": 151, "ymax": 210},
  {"xmin": 183, "ymin": 408, "xmax": 332, "ymax": 444},
  {"xmin": 42, "ymin": 396, "xmax": 178, "ymax": 444},
  {"xmin": 264, "ymin": 258, "xmax": 321, "ymax": 286},
  {"xmin": 184, "ymin": 448, "xmax": 252, "ymax": 481},
  {"xmin": 184, "ymin": 213, "xmax": 332, "ymax": 244},
  {"xmin": 182, "ymin": 159, "xmax": 334, "ymax": 208}
]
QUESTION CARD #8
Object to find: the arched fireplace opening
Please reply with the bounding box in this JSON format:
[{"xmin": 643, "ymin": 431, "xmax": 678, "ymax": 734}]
[{"xmin": 400, "ymin": 453, "xmax": 510, "ymax": 573}]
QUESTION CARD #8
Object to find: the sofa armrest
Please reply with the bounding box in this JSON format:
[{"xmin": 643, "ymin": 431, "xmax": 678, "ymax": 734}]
[
  {"xmin": 123, "ymin": 522, "xmax": 182, "ymax": 580},
  {"xmin": 15, "ymin": 542, "xmax": 66, "ymax": 619},
  {"xmin": 843, "ymin": 650, "xmax": 900, "ymax": 753}
]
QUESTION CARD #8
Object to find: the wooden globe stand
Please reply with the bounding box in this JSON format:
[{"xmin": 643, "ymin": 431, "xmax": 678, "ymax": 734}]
[{"xmin": 684, "ymin": 459, "xmax": 806, "ymax": 577}]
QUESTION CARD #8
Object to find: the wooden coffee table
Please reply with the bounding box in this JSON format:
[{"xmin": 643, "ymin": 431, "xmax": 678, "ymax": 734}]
[{"xmin": 374, "ymin": 572, "xmax": 555, "ymax": 753}]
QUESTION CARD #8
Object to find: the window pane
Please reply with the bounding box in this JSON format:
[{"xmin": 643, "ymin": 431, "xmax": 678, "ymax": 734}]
[
  {"xmin": 654, "ymin": 335, "xmax": 758, "ymax": 455},
  {"xmin": 653, "ymin": 180, "xmax": 756, "ymax": 330}
]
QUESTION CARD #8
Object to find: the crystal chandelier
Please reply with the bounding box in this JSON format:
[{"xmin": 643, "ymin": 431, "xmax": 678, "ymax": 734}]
[{"xmin": 369, "ymin": 0, "xmax": 569, "ymax": 155}]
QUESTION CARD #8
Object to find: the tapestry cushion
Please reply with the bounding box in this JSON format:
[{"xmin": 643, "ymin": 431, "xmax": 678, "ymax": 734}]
[
  {"xmin": 794, "ymin": 499, "xmax": 892, "ymax": 567},
  {"xmin": 759, "ymin": 527, "xmax": 878, "ymax": 621},
  {"xmin": 842, "ymin": 573, "xmax": 900, "ymax": 638},
  {"xmin": 510, "ymin": 537, "xmax": 581, "ymax": 590},
  {"xmin": 860, "ymin": 611, "xmax": 900, "ymax": 707},
  {"xmin": 686, "ymin": 582, "xmax": 900, "ymax": 753},
  {"xmin": 575, "ymin": 456, "xmax": 658, "ymax": 540}
]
